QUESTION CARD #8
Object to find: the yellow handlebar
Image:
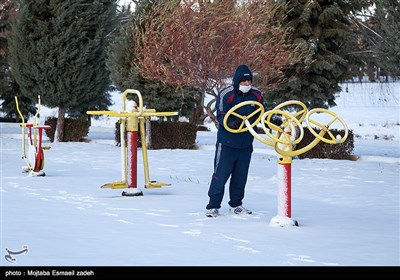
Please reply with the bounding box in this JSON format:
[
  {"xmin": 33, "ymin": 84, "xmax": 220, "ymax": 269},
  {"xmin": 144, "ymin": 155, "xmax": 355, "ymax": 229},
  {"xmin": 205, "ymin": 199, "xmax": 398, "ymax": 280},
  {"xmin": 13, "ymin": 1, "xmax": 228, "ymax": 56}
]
[
  {"xmin": 87, "ymin": 89, "xmax": 178, "ymax": 118},
  {"xmin": 15, "ymin": 96, "xmax": 25, "ymax": 124},
  {"xmin": 122, "ymin": 89, "xmax": 144, "ymax": 115}
]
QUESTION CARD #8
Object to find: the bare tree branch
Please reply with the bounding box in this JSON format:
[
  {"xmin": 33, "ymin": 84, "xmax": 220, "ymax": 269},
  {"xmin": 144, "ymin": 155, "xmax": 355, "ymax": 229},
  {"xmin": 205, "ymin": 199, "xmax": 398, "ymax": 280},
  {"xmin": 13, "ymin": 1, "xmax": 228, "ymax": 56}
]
[{"xmin": 135, "ymin": 0, "xmax": 307, "ymax": 125}]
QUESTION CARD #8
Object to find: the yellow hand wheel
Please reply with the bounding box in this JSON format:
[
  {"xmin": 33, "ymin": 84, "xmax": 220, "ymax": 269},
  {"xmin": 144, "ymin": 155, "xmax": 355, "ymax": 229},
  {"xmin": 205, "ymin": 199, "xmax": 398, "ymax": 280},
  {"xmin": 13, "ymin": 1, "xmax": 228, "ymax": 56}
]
[
  {"xmin": 306, "ymin": 108, "xmax": 348, "ymax": 144},
  {"xmin": 223, "ymin": 101, "xmax": 264, "ymax": 133},
  {"xmin": 273, "ymin": 100, "xmax": 308, "ymax": 126},
  {"xmin": 261, "ymin": 109, "xmax": 304, "ymax": 145}
]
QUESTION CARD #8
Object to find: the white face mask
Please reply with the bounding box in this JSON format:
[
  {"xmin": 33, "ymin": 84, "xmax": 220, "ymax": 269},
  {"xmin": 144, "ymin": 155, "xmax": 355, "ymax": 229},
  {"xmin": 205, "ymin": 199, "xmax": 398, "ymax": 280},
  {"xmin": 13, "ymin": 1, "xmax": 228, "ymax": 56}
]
[{"xmin": 239, "ymin": 85, "xmax": 251, "ymax": 93}]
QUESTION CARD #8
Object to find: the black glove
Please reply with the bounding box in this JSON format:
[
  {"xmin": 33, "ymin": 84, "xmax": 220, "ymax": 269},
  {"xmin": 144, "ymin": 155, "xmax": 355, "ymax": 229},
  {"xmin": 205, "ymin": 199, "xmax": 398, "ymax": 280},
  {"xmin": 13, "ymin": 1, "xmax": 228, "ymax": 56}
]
[
  {"xmin": 228, "ymin": 119, "xmax": 242, "ymax": 129},
  {"xmin": 270, "ymin": 116, "xmax": 283, "ymax": 127},
  {"xmin": 264, "ymin": 115, "xmax": 282, "ymax": 130}
]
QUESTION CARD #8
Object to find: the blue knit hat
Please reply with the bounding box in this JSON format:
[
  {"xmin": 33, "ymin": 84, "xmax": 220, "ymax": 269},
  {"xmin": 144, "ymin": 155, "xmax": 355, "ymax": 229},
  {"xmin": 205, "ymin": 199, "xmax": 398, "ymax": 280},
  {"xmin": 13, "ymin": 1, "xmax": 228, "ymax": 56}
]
[{"xmin": 233, "ymin": 64, "xmax": 253, "ymax": 89}]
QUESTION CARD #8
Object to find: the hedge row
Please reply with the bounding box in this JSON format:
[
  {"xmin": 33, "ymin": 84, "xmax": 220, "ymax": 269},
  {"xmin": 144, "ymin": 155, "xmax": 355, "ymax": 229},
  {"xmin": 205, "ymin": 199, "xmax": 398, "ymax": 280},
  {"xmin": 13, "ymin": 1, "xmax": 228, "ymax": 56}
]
[
  {"xmin": 44, "ymin": 117, "xmax": 90, "ymax": 142},
  {"xmin": 115, "ymin": 120, "xmax": 198, "ymax": 149},
  {"xmin": 295, "ymin": 127, "xmax": 355, "ymax": 160}
]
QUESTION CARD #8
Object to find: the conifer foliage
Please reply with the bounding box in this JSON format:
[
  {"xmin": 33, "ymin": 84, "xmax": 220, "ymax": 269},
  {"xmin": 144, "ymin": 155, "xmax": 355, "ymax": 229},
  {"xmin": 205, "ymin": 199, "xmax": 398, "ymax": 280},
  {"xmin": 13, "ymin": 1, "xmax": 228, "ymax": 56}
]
[
  {"xmin": 8, "ymin": 0, "xmax": 117, "ymax": 141},
  {"xmin": 0, "ymin": 0, "xmax": 34, "ymax": 119},
  {"xmin": 267, "ymin": 0, "xmax": 364, "ymax": 109},
  {"xmin": 372, "ymin": 0, "xmax": 400, "ymax": 77}
]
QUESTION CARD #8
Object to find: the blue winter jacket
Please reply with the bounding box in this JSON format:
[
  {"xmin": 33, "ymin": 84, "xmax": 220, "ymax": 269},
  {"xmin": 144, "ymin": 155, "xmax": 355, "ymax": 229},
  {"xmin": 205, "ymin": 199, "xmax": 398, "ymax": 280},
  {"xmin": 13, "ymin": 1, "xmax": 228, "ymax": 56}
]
[{"xmin": 216, "ymin": 65, "xmax": 264, "ymax": 149}]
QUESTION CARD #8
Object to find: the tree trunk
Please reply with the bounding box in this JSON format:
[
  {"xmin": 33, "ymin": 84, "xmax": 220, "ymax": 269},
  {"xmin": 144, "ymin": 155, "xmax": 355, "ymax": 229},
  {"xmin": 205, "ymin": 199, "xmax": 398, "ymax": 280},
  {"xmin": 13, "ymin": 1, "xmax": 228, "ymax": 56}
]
[
  {"xmin": 204, "ymin": 97, "xmax": 217, "ymax": 128},
  {"xmin": 191, "ymin": 101, "xmax": 204, "ymax": 125},
  {"xmin": 56, "ymin": 106, "xmax": 66, "ymax": 142}
]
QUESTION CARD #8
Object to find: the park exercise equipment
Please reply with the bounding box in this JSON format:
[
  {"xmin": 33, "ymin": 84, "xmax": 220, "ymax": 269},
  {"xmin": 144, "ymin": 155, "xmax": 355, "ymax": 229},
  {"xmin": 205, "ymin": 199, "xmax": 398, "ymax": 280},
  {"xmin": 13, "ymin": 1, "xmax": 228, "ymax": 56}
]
[
  {"xmin": 87, "ymin": 89, "xmax": 178, "ymax": 196},
  {"xmin": 224, "ymin": 100, "xmax": 348, "ymax": 226},
  {"xmin": 15, "ymin": 96, "xmax": 51, "ymax": 177}
]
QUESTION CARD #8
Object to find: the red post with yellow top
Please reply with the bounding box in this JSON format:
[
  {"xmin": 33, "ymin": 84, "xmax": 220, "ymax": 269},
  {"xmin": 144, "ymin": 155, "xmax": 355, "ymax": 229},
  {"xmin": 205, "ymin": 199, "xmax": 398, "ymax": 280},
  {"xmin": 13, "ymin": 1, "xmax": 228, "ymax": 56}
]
[
  {"xmin": 224, "ymin": 100, "xmax": 348, "ymax": 226},
  {"xmin": 87, "ymin": 89, "xmax": 178, "ymax": 196}
]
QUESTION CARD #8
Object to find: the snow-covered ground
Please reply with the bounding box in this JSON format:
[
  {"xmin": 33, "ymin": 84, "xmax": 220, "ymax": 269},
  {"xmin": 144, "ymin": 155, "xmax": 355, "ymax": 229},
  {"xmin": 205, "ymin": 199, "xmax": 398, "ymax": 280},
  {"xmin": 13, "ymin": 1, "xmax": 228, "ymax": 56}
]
[{"xmin": 0, "ymin": 82, "xmax": 399, "ymax": 267}]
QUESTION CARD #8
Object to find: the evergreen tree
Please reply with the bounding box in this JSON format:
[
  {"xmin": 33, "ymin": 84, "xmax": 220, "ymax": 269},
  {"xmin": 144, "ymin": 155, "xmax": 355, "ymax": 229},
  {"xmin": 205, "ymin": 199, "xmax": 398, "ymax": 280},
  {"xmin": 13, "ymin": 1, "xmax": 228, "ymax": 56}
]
[
  {"xmin": 67, "ymin": 0, "xmax": 118, "ymax": 119},
  {"xmin": 343, "ymin": 0, "xmax": 398, "ymax": 81},
  {"xmin": 373, "ymin": 0, "xmax": 400, "ymax": 77},
  {"xmin": 0, "ymin": 0, "xmax": 35, "ymax": 120},
  {"xmin": 8, "ymin": 0, "xmax": 118, "ymax": 141},
  {"xmin": 268, "ymin": 0, "xmax": 368, "ymax": 109},
  {"xmin": 107, "ymin": 3, "xmax": 137, "ymax": 90},
  {"xmin": 107, "ymin": 0, "xmax": 199, "ymax": 121}
]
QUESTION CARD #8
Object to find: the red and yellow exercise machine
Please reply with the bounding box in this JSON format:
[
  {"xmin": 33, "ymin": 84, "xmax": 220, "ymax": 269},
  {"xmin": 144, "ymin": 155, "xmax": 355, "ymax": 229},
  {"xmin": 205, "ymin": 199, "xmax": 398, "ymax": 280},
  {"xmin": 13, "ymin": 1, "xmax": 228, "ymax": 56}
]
[
  {"xmin": 224, "ymin": 100, "xmax": 348, "ymax": 227},
  {"xmin": 87, "ymin": 89, "xmax": 178, "ymax": 196},
  {"xmin": 15, "ymin": 95, "xmax": 51, "ymax": 177}
]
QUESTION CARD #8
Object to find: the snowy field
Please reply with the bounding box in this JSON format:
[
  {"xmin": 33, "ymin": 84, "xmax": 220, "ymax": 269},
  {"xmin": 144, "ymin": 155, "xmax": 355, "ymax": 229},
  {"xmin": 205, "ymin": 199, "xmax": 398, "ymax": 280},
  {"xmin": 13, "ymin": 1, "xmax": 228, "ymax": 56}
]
[{"xmin": 0, "ymin": 82, "xmax": 399, "ymax": 268}]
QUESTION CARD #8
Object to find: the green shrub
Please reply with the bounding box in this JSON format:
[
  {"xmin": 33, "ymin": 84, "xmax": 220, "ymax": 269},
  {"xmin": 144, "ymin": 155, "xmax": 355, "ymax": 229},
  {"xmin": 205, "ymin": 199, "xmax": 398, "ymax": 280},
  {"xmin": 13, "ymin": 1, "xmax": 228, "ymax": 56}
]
[
  {"xmin": 45, "ymin": 117, "xmax": 90, "ymax": 142},
  {"xmin": 151, "ymin": 121, "xmax": 197, "ymax": 149},
  {"xmin": 115, "ymin": 120, "xmax": 197, "ymax": 149},
  {"xmin": 295, "ymin": 127, "xmax": 355, "ymax": 160},
  {"xmin": 0, "ymin": 117, "xmax": 18, "ymax": 122}
]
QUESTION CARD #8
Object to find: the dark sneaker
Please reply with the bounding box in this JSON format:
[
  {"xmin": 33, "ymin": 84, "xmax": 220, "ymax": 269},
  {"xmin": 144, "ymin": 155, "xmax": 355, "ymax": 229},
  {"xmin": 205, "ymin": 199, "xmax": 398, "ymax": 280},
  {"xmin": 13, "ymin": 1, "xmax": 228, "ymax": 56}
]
[
  {"xmin": 206, "ymin": 208, "xmax": 219, "ymax": 218},
  {"xmin": 229, "ymin": 206, "xmax": 252, "ymax": 215}
]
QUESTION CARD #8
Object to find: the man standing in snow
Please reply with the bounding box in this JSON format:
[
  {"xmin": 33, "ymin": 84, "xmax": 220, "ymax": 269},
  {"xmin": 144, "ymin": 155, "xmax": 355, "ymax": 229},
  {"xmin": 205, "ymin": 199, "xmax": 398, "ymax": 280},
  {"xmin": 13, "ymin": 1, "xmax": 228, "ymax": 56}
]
[{"xmin": 206, "ymin": 64, "xmax": 264, "ymax": 218}]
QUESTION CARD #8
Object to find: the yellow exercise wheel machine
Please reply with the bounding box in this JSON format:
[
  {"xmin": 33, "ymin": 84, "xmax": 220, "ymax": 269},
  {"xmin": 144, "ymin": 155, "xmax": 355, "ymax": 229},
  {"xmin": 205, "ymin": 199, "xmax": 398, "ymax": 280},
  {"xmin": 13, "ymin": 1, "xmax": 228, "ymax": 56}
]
[{"xmin": 224, "ymin": 100, "xmax": 348, "ymax": 226}]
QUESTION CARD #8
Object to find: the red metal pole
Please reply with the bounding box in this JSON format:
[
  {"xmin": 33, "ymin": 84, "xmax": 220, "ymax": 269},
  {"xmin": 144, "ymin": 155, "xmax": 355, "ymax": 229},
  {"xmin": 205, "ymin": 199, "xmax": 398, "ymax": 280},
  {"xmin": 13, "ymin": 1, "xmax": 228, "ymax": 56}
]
[
  {"xmin": 122, "ymin": 101, "xmax": 143, "ymax": 196},
  {"xmin": 27, "ymin": 124, "xmax": 33, "ymax": 146},
  {"xmin": 277, "ymin": 162, "xmax": 291, "ymax": 218},
  {"xmin": 121, "ymin": 102, "xmax": 143, "ymax": 196},
  {"xmin": 34, "ymin": 128, "xmax": 44, "ymax": 172}
]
